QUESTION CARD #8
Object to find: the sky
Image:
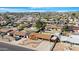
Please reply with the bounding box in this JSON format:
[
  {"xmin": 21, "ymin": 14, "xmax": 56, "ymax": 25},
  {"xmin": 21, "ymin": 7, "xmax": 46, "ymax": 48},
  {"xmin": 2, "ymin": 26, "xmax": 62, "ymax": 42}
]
[{"xmin": 0, "ymin": 7, "xmax": 79, "ymax": 12}]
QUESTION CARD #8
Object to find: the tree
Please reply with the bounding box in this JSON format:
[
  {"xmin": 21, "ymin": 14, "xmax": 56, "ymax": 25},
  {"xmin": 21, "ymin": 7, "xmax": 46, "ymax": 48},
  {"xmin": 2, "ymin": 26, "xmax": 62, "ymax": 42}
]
[
  {"xmin": 17, "ymin": 24, "xmax": 25, "ymax": 31},
  {"xmin": 62, "ymin": 25, "xmax": 69, "ymax": 32},
  {"xmin": 72, "ymin": 13, "xmax": 76, "ymax": 17},
  {"xmin": 35, "ymin": 19, "xmax": 46, "ymax": 30},
  {"xmin": 35, "ymin": 20, "xmax": 43, "ymax": 29},
  {"xmin": 43, "ymin": 14, "xmax": 50, "ymax": 21}
]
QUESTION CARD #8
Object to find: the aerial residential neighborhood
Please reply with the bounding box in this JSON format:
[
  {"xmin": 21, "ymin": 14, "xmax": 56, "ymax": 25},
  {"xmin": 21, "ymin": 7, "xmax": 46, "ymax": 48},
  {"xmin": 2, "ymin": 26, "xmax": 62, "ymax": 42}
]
[{"xmin": 0, "ymin": 11, "xmax": 79, "ymax": 51}]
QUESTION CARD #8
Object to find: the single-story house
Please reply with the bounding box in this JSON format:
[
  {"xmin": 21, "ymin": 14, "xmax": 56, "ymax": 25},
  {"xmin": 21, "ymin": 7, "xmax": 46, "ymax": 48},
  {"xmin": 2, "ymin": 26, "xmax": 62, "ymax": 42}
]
[
  {"xmin": 29, "ymin": 33, "xmax": 59, "ymax": 42},
  {"xmin": 45, "ymin": 24, "xmax": 63, "ymax": 32},
  {"xmin": 73, "ymin": 27, "xmax": 79, "ymax": 32},
  {"xmin": 0, "ymin": 28, "xmax": 13, "ymax": 36},
  {"xmin": 9, "ymin": 31, "xmax": 28, "ymax": 41},
  {"xmin": 0, "ymin": 29, "xmax": 12, "ymax": 33},
  {"xmin": 46, "ymin": 24, "xmax": 63, "ymax": 29}
]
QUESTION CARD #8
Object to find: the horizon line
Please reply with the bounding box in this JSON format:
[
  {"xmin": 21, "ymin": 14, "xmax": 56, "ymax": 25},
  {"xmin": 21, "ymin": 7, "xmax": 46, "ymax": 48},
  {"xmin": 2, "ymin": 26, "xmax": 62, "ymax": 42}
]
[{"xmin": 0, "ymin": 7, "xmax": 79, "ymax": 12}]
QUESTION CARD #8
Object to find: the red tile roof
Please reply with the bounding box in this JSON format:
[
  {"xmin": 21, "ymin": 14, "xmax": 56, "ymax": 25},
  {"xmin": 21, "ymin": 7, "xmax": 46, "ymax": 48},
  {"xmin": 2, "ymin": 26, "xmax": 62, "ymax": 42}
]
[
  {"xmin": 14, "ymin": 31, "xmax": 27, "ymax": 36},
  {"xmin": 29, "ymin": 33, "xmax": 51, "ymax": 40},
  {"xmin": 9, "ymin": 30, "xmax": 27, "ymax": 37}
]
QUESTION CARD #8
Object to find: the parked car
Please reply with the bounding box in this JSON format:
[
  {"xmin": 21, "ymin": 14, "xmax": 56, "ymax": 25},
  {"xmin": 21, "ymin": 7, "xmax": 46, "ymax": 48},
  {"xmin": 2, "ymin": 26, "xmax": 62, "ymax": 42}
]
[{"xmin": 15, "ymin": 36, "xmax": 21, "ymax": 41}]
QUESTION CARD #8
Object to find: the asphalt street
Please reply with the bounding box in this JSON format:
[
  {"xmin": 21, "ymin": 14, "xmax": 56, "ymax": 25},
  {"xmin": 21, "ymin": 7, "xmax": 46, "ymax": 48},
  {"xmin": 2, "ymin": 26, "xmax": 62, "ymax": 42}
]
[{"xmin": 0, "ymin": 42, "xmax": 34, "ymax": 51}]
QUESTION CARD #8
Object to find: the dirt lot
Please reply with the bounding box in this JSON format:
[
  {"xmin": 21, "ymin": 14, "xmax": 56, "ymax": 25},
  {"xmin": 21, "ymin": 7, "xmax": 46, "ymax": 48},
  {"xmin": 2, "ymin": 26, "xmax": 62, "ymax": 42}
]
[{"xmin": 53, "ymin": 42, "xmax": 79, "ymax": 51}]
